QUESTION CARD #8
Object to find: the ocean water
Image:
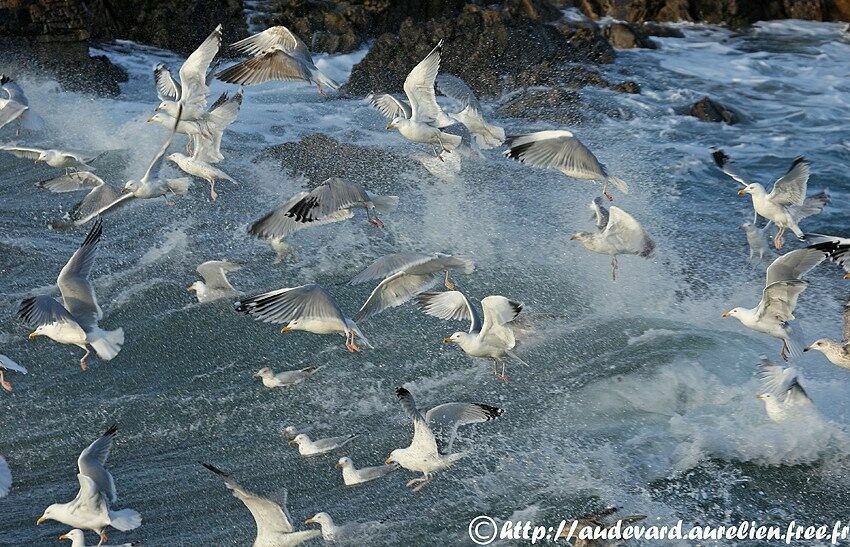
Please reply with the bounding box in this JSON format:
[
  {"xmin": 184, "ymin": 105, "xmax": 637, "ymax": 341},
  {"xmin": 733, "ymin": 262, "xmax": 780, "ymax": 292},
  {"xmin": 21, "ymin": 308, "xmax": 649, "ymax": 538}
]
[{"xmin": 1, "ymin": 20, "xmax": 850, "ymax": 546}]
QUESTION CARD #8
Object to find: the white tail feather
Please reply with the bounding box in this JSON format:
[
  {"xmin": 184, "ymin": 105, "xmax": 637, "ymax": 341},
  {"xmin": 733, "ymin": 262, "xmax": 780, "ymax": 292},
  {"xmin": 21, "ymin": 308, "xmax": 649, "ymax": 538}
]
[
  {"xmin": 606, "ymin": 176, "xmax": 629, "ymax": 194},
  {"xmin": 370, "ymin": 194, "xmax": 399, "ymax": 212},
  {"xmin": 108, "ymin": 508, "xmax": 142, "ymax": 531},
  {"xmin": 88, "ymin": 327, "xmax": 125, "ymax": 361}
]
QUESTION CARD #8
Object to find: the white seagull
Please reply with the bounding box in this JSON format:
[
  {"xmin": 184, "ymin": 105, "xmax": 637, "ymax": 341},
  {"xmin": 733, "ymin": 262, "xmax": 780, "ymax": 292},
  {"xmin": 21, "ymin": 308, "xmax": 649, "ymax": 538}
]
[
  {"xmin": 384, "ymin": 40, "xmax": 461, "ymax": 160},
  {"xmin": 336, "ymin": 456, "xmax": 397, "ymax": 486},
  {"xmin": 18, "ymin": 219, "xmax": 125, "ymax": 370},
  {"xmin": 0, "ymin": 145, "xmax": 100, "ymax": 174},
  {"xmin": 804, "ymin": 297, "xmax": 850, "ymax": 370},
  {"xmin": 713, "ymin": 149, "xmax": 828, "ymax": 249},
  {"xmin": 504, "ymin": 130, "xmax": 629, "ymax": 200},
  {"xmin": 416, "ymin": 290, "xmax": 525, "ymax": 382},
  {"xmin": 0, "ymin": 354, "xmax": 27, "ymax": 392},
  {"xmin": 0, "ymin": 74, "xmax": 44, "ymax": 135},
  {"xmin": 570, "ymin": 201, "xmax": 655, "ymax": 280},
  {"xmin": 386, "ymin": 387, "xmax": 503, "ymax": 492},
  {"xmin": 235, "ymin": 284, "xmax": 373, "ymax": 352},
  {"xmin": 349, "ymin": 252, "xmax": 475, "ymax": 322},
  {"xmin": 248, "ymin": 177, "xmax": 398, "ymax": 241},
  {"xmin": 756, "ymin": 357, "xmax": 817, "ymax": 422},
  {"xmin": 216, "ymin": 26, "xmax": 339, "ymax": 95},
  {"xmin": 436, "ymin": 73, "xmax": 505, "ymax": 150},
  {"xmin": 166, "ymin": 152, "xmax": 237, "ymax": 201},
  {"xmin": 288, "ymin": 433, "xmax": 357, "ymax": 457},
  {"xmin": 253, "ymin": 365, "xmax": 322, "ymax": 388},
  {"xmin": 37, "ymin": 427, "xmax": 141, "ymax": 544},
  {"xmin": 201, "ymin": 462, "xmax": 321, "ymax": 546},
  {"xmin": 741, "ymin": 221, "xmax": 773, "ymax": 263},
  {"xmin": 305, "ymin": 512, "xmax": 372, "ymax": 542},
  {"xmin": 58, "ymin": 528, "xmax": 135, "ymax": 547},
  {"xmin": 154, "ymin": 25, "xmax": 222, "ymax": 122},
  {"xmin": 187, "ymin": 260, "xmax": 242, "ymax": 303},
  {"xmin": 723, "ymin": 248, "xmax": 825, "ymax": 361}
]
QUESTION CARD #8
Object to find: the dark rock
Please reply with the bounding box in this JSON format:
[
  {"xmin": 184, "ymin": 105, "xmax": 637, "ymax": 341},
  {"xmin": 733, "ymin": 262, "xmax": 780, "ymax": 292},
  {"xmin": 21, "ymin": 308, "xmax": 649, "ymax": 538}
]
[
  {"xmin": 687, "ymin": 96, "xmax": 738, "ymax": 124},
  {"xmin": 640, "ymin": 22, "xmax": 685, "ymax": 38},
  {"xmin": 255, "ymin": 0, "xmax": 564, "ymax": 54},
  {"xmin": 345, "ymin": 10, "xmax": 614, "ymax": 98},
  {"xmin": 0, "ymin": 0, "xmax": 91, "ymax": 41},
  {"xmin": 602, "ymin": 22, "xmax": 658, "ymax": 48},
  {"xmin": 254, "ymin": 133, "xmax": 425, "ymax": 193},
  {"xmin": 497, "ymin": 88, "xmax": 584, "ymax": 124},
  {"xmin": 611, "ymin": 80, "xmax": 640, "ymax": 93}
]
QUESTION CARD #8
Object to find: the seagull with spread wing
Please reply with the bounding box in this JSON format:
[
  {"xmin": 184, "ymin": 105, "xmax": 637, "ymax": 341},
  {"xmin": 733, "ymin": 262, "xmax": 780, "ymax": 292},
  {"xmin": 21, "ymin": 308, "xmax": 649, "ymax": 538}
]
[
  {"xmin": 806, "ymin": 233, "xmax": 850, "ymax": 278},
  {"xmin": 201, "ymin": 462, "xmax": 320, "ymax": 547},
  {"xmin": 570, "ymin": 201, "xmax": 655, "ymax": 281},
  {"xmin": 385, "ymin": 387, "xmax": 503, "ymax": 492},
  {"xmin": 804, "ymin": 297, "xmax": 850, "ymax": 370},
  {"xmin": 416, "ymin": 290, "xmax": 525, "ymax": 382},
  {"xmin": 37, "ymin": 426, "xmax": 141, "ymax": 545},
  {"xmin": 187, "ymin": 260, "xmax": 242, "ymax": 303},
  {"xmin": 216, "ymin": 26, "xmax": 339, "ymax": 95},
  {"xmin": 713, "ymin": 149, "xmax": 829, "ymax": 249},
  {"xmin": 0, "ymin": 354, "xmax": 28, "ymax": 392},
  {"xmin": 235, "ymin": 284, "xmax": 372, "ymax": 352},
  {"xmin": 349, "ymin": 252, "xmax": 475, "ymax": 322},
  {"xmin": 723, "ymin": 248, "xmax": 825, "ymax": 361},
  {"xmin": 18, "ymin": 219, "xmax": 124, "ymax": 370},
  {"xmin": 154, "ymin": 25, "xmax": 222, "ymax": 122},
  {"xmin": 756, "ymin": 357, "xmax": 818, "ymax": 422},
  {"xmin": 436, "ymin": 73, "xmax": 505, "ymax": 150},
  {"xmin": 166, "ymin": 151, "xmax": 236, "ymax": 201},
  {"xmin": 0, "ymin": 145, "xmax": 100, "ymax": 174},
  {"xmin": 248, "ymin": 177, "xmax": 398, "ymax": 242},
  {"xmin": 504, "ymin": 130, "xmax": 629, "ymax": 201},
  {"xmin": 384, "ymin": 40, "xmax": 461, "ymax": 160},
  {"xmin": 0, "ymin": 74, "xmax": 44, "ymax": 135}
]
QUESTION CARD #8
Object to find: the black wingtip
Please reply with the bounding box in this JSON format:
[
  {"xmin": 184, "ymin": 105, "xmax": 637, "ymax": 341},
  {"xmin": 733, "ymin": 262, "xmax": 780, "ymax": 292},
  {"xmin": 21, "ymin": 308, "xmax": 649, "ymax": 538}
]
[
  {"xmin": 476, "ymin": 404, "xmax": 503, "ymax": 420},
  {"xmin": 711, "ymin": 149, "xmax": 728, "ymax": 168},
  {"xmin": 791, "ymin": 156, "xmax": 808, "ymax": 168},
  {"xmin": 0, "ymin": 74, "xmax": 10, "ymax": 85},
  {"xmin": 233, "ymin": 299, "xmax": 249, "ymax": 314},
  {"xmin": 510, "ymin": 301, "xmax": 523, "ymax": 317},
  {"xmin": 395, "ymin": 387, "xmax": 411, "ymax": 399},
  {"xmin": 17, "ymin": 297, "xmax": 35, "ymax": 322},
  {"xmin": 199, "ymin": 461, "xmax": 228, "ymax": 477},
  {"xmin": 504, "ymin": 141, "xmax": 534, "ymax": 162},
  {"xmin": 103, "ymin": 424, "xmax": 118, "ymax": 437}
]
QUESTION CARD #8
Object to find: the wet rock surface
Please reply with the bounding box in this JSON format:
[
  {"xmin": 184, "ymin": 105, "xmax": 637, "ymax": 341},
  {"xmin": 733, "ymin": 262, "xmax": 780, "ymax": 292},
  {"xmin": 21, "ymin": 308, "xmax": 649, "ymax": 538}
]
[{"xmin": 687, "ymin": 96, "xmax": 740, "ymax": 124}]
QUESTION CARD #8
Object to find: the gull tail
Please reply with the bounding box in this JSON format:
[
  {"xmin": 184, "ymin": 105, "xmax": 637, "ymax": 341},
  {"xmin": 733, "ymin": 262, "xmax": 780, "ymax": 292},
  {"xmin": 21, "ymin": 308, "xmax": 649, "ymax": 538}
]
[
  {"xmin": 505, "ymin": 350, "xmax": 529, "ymax": 367},
  {"xmin": 166, "ymin": 177, "xmax": 192, "ymax": 196},
  {"xmin": 474, "ymin": 123, "xmax": 506, "ymax": 150},
  {"xmin": 605, "ymin": 176, "xmax": 629, "ymax": 194},
  {"xmin": 369, "ymin": 194, "xmax": 399, "ymax": 212},
  {"xmin": 312, "ymin": 70, "xmax": 339, "ymax": 91},
  {"xmin": 108, "ymin": 508, "xmax": 142, "ymax": 531},
  {"xmin": 88, "ymin": 327, "xmax": 125, "ymax": 361},
  {"xmin": 441, "ymin": 132, "xmax": 463, "ymax": 150}
]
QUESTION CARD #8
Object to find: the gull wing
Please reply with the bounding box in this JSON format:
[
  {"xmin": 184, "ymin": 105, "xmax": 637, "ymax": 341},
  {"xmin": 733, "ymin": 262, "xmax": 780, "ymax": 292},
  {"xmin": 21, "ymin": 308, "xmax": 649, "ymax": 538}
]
[
  {"xmin": 365, "ymin": 93, "xmax": 412, "ymax": 120},
  {"xmin": 0, "ymin": 145, "xmax": 44, "ymax": 160},
  {"xmin": 806, "ymin": 234, "xmax": 850, "ymax": 274},
  {"xmin": 765, "ymin": 248, "xmax": 824, "ymax": 285},
  {"xmin": 17, "ymin": 295, "xmax": 75, "ymax": 326},
  {"xmin": 69, "ymin": 473, "xmax": 108, "ymax": 515},
  {"xmin": 77, "ymin": 425, "xmax": 117, "ymax": 503},
  {"xmin": 201, "ymin": 463, "xmax": 296, "ymax": 536},
  {"xmin": 479, "ymin": 296, "xmax": 522, "ymax": 346},
  {"xmin": 348, "ymin": 252, "xmax": 433, "ymax": 285},
  {"xmin": 36, "ymin": 172, "xmax": 104, "ymax": 193},
  {"xmin": 436, "ymin": 73, "xmax": 481, "ymax": 112},
  {"xmin": 153, "ymin": 63, "xmax": 180, "ymax": 102},
  {"xmin": 0, "ymin": 100, "xmax": 26, "ymax": 129},
  {"xmin": 58, "ymin": 218, "xmax": 103, "ymax": 329},
  {"xmin": 415, "ymin": 290, "xmax": 481, "ymax": 334},
  {"xmin": 234, "ymin": 284, "xmax": 347, "ymax": 329},
  {"xmin": 403, "ymin": 40, "xmax": 451, "ymax": 126},
  {"xmin": 767, "ymin": 157, "xmax": 808, "ymax": 206},
  {"xmin": 353, "ymin": 272, "xmax": 437, "ymax": 322},
  {"xmin": 179, "ymin": 25, "xmax": 222, "ymax": 114},
  {"xmin": 249, "ymin": 191, "xmax": 354, "ymax": 240},
  {"xmin": 197, "ymin": 260, "xmax": 242, "ymax": 290},
  {"xmin": 603, "ymin": 207, "xmax": 655, "ymax": 257},
  {"xmin": 216, "ymin": 49, "xmax": 312, "ymax": 86},
  {"xmin": 69, "ymin": 185, "xmax": 134, "ymax": 226},
  {"xmin": 395, "ymin": 388, "xmax": 439, "ymax": 456},
  {"xmin": 756, "ymin": 280, "xmax": 808, "ymax": 322},
  {"xmin": 711, "ymin": 148, "xmax": 748, "ymax": 187},
  {"xmin": 758, "ymin": 357, "xmax": 798, "ymax": 396},
  {"xmin": 504, "ymin": 130, "xmax": 608, "ymax": 180},
  {"xmin": 0, "ymin": 354, "xmax": 27, "ymax": 374},
  {"xmin": 425, "ymin": 401, "xmax": 502, "ymax": 454},
  {"xmin": 590, "ymin": 196, "xmax": 610, "ymax": 230},
  {"xmin": 230, "ymin": 26, "xmax": 312, "ymax": 61},
  {"xmin": 141, "ymin": 104, "xmax": 182, "ymax": 184}
]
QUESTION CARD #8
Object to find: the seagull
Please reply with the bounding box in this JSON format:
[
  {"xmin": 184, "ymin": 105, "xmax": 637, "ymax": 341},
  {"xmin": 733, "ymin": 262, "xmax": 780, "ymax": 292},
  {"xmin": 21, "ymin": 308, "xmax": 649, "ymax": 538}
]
[
  {"xmin": 436, "ymin": 73, "xmax": 505, "ymax": 150},
  {"xmin": 386, "ymin": 387, "xmax": 503, "ymax": 492},
  {"xmin": 741, "ymin": 222, "xmax": 773, "ymax": 263},
  {"xmin": 713, "ymin": 149, "xmax": 829, "ymax": 249},
  {"xmin": 59, "ymin": 106, "xmax": 190, "ymax": 226},
  {"xmin": 723, "ymin": 248, "xmax": 825, "ymax": 361},
  {"xmin": 216, "ymin": 26, "xmax": 339, "ymax": 95},
  {"xmin": 235, "ymin": 284, "xmax": 373, "ymax": 352},
  {"xmin": 756, "ymin": 357, "xmax": 817, "ymax": 422},
  {"xmin": 149, "ymin": 88, "xmax": 242, "ymax": 163},
  {"xmin": 200, "ymin": 462, "xmax": 321, "ymax": 546},
  {"xmin": 154, "ymin": 25, "xmax": 222, "ymax": 122},
  {"xmin": 503, "ymin": 130, "xmax": 629, "ymax": 201},
  {"xmin": 37, "ymin": 427, "xmax": 141, "ymax": 545},
  {"xmin": 166, "ymin": 152, "xmax": 237, "ymax": 201},
  {"xmin": 305, "ymin": 512, "xmax": 370, "ymax": 542},
  {"xmin": 0, "ymin": 145, "xmax": 100, "ymax": 174},
  {"xmin": 248, "ymin": 178, "xmax": 398, "ymax": 241},
  {"xmin": 335, "ymin": 457, "xmax": 397, "ymax": 486},
  {"xmin": 0, "ymin": 354, "xmax": 27, "ymax": 392},
  {"xmin": 187, "ymin": 260, "xmax": 242, "ymax": 303},
  {"xmin": 0, "ymin": 74, "xmax": 44, "ymax": 135},
  {"xmin": 416, "ymin": 291, "xmax": 525, "ymax": 381},
  {"xmin": 288, "ymin": 433, "xmax": 357, "ymax": 457},
  {"xmin": 58, "ymin": 528, "xmax": 135, "ymax": 547},
  {"xmin": 806, "ymin": 234, "xmax": 850, "ymax": 278},
  {"xmin": 570, "ymin": 202, "xmax": 655, "ymax": 281},
  {"xmin": 384, "ymin": 40, "xmax": 461, "ymax": 161},
  {"xmin": 349, "ymin": 252, "xmax": 475, "ymax": 322},
  {"xmin": 804, "ymin": 297, "xmax": 850, "ymax": 370},
  {"xmin": 0, "ymin": 455, "xmax": 10, "ymax": 498},
  {"xmin": 18, "ymin": 219, "xmax": 125, "ymax": 370},
  {"xmin": 253, "ymin": 365, "xmax": 322, "ymax": 388}
]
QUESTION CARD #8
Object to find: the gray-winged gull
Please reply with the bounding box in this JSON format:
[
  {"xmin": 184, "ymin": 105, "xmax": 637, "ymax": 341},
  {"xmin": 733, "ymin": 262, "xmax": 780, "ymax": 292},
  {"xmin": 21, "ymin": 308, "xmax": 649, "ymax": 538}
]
[
  {"xmin": 288, "ymin": 433, "xmax": 357, "ymax": 457},
  {"xmin": 570, "ymin": 202, "xmax": 655, "ymax": 280},
  {"xmin": 253, "ymin": 365, "xmax": 322, "ymax": 388},
  {"xmin": 336, "ymin": 457, "xmax": 397, "ymax": 486},
  {"xmin": 188, "ymin": 260, "xmax": 242, "ymax": 303},
  {"xmin": 804, "ymin": 297, "xmax": 850, "ymax": 370}
]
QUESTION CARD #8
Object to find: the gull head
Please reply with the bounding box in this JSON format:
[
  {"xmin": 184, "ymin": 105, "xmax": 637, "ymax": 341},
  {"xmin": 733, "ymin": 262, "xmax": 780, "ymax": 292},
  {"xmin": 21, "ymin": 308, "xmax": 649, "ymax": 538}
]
[
  {"xmin": 147, "ymin": 112, "xmax": 168, "ymax": 125},
  {"xmin": 289, "ymin": 433, "xmax": 308, "ymax": 446},
  {"xmin": 387, "ymin": 117, "xmax": 402, "ymax": 131},
  {"xmin": 59, "ymin": 530, "xmax": 85, "ymax": 542},
  {"xmin": 28, "ymin": 325, "xmax": 48, "ymax": 340},
  {"xmin": 280, "ymin": 320, "xmax": 298, "ymax": 333},
  {"xmin": 569, "ymin": 232, "xmax": 593, "ymax": 246},
  {"xmin": 253, "ymin": 367, "xmax": 272, "ymax": 378},
  {"xmin": 166, "ymin": 152, "xmax": 184, "ymax": 164},
  {"xmin": 36, "ymin": 151, "xmax": 49, "ymax": 163},
  {"xmin": 305, "ymin": 512, "xmax": 332, "ymax": 527},
  {"xmin": 123, "ymin": 179, "xmax": 140, "ymax": 194},
  {"xmin": 282, "ymin": 425, "xmax": 298, "ymax": 436},
  {"xmin": 443, "ymin": 332, "xmax": 467, "ymax": 345},
  {"xmin": 738, "ymin": 183, "xmax": 763, "ymax": 197},
  {"xmin": 722, "ymin": 308, "xmax": 742, "ymax": 319},
  {"xmin": 803, "ymin": 339, "xmax": 827, "ymax": 353},
  {"xmin": 187, "ymin": 281, "xmax": 203, "ymax": 293},
  {"xmin": 755, "ymin": 393, "xmax": 775, "ymax": 402},
  {"xmin": 37, "ymin": 505, "xmax": 60, "ymax": 525},
  {"xmin": 385, "ymin": 448, "xmax": 402, "ymax": 465},
  {"xmin": 336, "ymin": 456, "xmax": 353, "ymax": 469}
]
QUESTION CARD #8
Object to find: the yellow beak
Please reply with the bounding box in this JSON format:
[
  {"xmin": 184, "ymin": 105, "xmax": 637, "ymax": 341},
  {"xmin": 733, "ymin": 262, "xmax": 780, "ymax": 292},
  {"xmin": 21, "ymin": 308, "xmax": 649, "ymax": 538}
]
[
  {"xmin": 288, "ymin": 440, "xmax": 297, "ymax": 445},
  {"xmin": 187, "ymin": 285, "xmax": 195, "ymax": 292},
  {"xmin": 305, "ymin": 518, "xmax": 315, "ymax": 525},
  {"xmin": 443, "ymin": 336, "xmax": 453, "ymax": 344},
  {"xmin": 59, "ymin": 534, "xmax": 68, "ymax": 540},
  {"xmin": 386, "ymin": 123, "xmax": 395, "ymax": 130},
  {"xmin": 844, "ymin": 273, "xmax": 850, "ymax": 280},
  {"xmin": 36, "ymin": 516, "xmax": 46, "ymax": 525},
  {"xmin": 146, "ymin": 116, "xmax": 153, "ymax": 123},
  {"xmin": 28, "ymin": 332, "xmax": 37, "ymax": 340},
  {"xmin": 280, "ymin": 326, "xmax": 291, "ymax": 334},
  {"xmin": 335, "ymin": 462, "xmax": 342, "ymax": 469},
  {"xmin": 569, "ymin": 235, "xmax": 578, "ymax": 240},
  {"xmin": 737, "ymin": 188, "xmax": 748, "ymax": 196},
  {"xmin": 755, "ymin": 394, "xmax": 765, "ymax": 400},
  {"xmin": 721, "ymin": 311, "xmax": 731, "ymax": 318},
  {"xmin": 384, "ymin": 457, "xmax": 394, "ymax": 465}
]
